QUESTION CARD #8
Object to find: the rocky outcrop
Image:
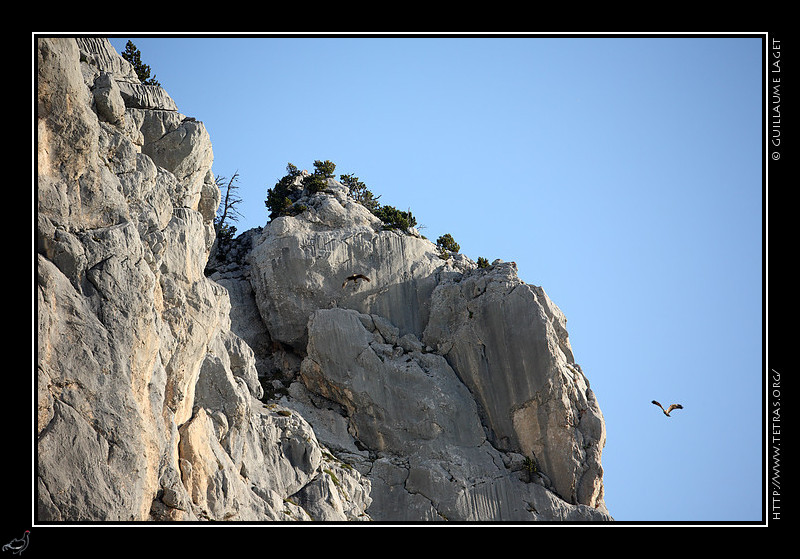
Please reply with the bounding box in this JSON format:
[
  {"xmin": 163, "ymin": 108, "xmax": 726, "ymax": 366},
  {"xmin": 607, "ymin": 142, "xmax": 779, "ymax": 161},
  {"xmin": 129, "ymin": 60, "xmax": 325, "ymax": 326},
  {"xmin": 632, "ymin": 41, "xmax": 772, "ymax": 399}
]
[
  {"xmin": 36, "ymin": 38, "xmax": 370, "ymax": 522},
  {"xmin": 247, "ymin": 180, "xmax": 448, "ymax": 351},
  {"xmin": 236, "ymin": 171, "xmax": 610, "ymax": 520},
  {"xmin": 37, "ymin": 37, "xmax": 610, "ymax": 523},
  {"xmin": 296, "ymin": 307, "xmax": 606, "ymax": 520},
  {"xmin": 423, "ymin": 263, "xmax": 606, "ymax": 508}
]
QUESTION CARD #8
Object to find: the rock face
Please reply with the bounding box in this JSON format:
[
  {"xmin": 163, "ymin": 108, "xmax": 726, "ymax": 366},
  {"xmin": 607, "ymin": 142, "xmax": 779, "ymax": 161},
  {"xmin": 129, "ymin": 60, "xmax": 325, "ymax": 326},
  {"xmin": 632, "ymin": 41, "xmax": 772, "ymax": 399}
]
[
  {"xmin": 234, "ymin": 179, "xmax": 610, "ymax": 520},
  {"xmin": 247, "ymin": 182, "xmax": 446, "ymax": 351},
  {"xmin": 423, "ymin": 263, "xmax": 606, "ymax": 508},
  {"xmin": 36, "ymin": 37, "xmax": 610, "ymax": 523},
  {"xmin": 36, "ymin": 38, "xmax": 370, "ymax": 522}
]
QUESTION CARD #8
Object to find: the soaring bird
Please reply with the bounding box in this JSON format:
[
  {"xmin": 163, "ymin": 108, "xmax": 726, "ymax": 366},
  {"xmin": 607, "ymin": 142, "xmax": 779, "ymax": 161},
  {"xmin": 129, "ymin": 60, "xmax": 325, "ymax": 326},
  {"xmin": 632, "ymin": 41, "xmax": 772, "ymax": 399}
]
[
  {"xmin": 652, "ymin": 400, "xmax": 683, "ymax": 417},
  {"xmin": 342, "ymin": 274, "xmax": 370, "ymax": 288},
  {"xmin": 2, "ymin": 531, "xmax": 29, "ymax": 555}
]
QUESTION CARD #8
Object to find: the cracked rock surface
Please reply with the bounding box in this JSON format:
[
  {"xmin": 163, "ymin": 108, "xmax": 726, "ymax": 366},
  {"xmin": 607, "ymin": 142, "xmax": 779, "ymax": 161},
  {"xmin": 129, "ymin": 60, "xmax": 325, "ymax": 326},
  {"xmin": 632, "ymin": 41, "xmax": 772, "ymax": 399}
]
[{"xmin": 37, "ymin": 38, "xmax": 371, "ymax": 522}]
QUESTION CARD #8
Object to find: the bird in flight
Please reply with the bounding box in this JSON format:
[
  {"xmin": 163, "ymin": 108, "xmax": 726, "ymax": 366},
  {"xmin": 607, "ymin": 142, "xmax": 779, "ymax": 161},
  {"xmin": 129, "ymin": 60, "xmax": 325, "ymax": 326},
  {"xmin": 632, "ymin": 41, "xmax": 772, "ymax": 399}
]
[
  {"xmin": 652, "ymin": 400, "xmax": 683, "ymax": 417},
  {"xmin": 342, "ymin": 274, "xmax": 371, "ymax": 288}
]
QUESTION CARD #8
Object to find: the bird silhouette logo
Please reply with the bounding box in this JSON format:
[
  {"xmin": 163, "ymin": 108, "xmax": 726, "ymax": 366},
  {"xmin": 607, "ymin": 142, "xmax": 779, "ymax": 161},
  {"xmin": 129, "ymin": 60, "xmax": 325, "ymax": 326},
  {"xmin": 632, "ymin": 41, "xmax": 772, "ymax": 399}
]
[{"xmin": 2, "ymin": 531, "xmax": 29, "ymax": 555}]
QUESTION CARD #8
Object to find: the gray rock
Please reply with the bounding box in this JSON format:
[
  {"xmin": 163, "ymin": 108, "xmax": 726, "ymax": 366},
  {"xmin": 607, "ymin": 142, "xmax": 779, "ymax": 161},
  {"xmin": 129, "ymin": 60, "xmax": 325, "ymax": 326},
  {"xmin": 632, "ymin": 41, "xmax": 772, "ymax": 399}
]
[
  {"xmin": 247, "ymin": 182, "xmax": 609, "ymax": 516},
  {"xmin": 76, "ymin": 38, "xmax": 140, "ymax": 85},
  {"xmin": 248, "ymin": 187, "xmax": 449, "ymax": 350},
  {"xmin": 301, "ymin": 308, "xmax": 486, "ymax": 454},
  {"xmin": 92, "ymin": 72, "xmax": 126, "ymax": 124},
  {"xmin": 298, "ymin": 307, "xmax": 610, "ymax": 521},
  {"xmin": 36, "ymin": 37, "xmax": 371, "ymax": 522},
  {"xmin": 423, "ymin": 261, "xmax": 607, "ymax": 508},
  {"xmin": 116, "ymin": 81, "xmax": 179, "ymax": 111},
  {"xmin": 141, "ymin": 119, "xmax": 214, "ymax": 213}
]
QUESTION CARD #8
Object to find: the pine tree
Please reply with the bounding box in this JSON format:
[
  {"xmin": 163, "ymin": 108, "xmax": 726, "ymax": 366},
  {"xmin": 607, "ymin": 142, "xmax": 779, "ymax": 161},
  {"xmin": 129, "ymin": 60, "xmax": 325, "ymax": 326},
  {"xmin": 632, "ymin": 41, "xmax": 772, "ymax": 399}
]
[
  {"xmin": 374, "ymin": 205, "xmax": 417, "ymax": 231},
  {"xmin": 436, "ymin": 234, "xmax": 460, "ymax": 254},
  {"xmin": 340, "ymin": 173, "xmax": 381, "ymax": 212},
  {"xmin": 302, "ymin": 160, "xmax": 336, "ymax": 194},
  {"xmin": 265, "ymin": 163, "xmax": 302, "ymax": 220},
  {"xmin": 121, "ymin": 40, "xmax": 161, "ymax": 86}
]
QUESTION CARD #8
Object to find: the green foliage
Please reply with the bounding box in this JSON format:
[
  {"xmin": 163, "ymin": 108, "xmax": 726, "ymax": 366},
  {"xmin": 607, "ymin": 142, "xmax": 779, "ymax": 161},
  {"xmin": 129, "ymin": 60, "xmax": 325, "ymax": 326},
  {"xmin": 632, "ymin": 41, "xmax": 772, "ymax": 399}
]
[
  {"xmin": 301, "ymin": 174, "xmax": 327, "ymax": 195},
  {"xmin": 215, "ymin": 222, "xmax": 238, "ymax": 250},
  {"xmin": 437, "ymin": 233, "xmax": 460, "ymax": 259},
  {"xmin": 265, "ymin": 163, "xmax": 302, "ymax": 220},
  {"xmin": 120, "ymin": 40, "xmax": 161, "ymax": 86},
  {"xmin": 477, "ymin": 257, "xmax": 490, "ymax": 269},
  {"xmin": 336, "ymin": 167, "xmax": 416, "ymax": 232},
  {"xmin": 323, "ymin": 468, "xmax": 341, "ymax": 487},
  {"xmin": 264, "ymin": 187, "xmax": 292, "ymax": 220},
  {"xmin": 436, "ymin": 234, "xmax": 460, "ymax": 254},
  {"xmin": 312, "ymin": 159, "xmax": 336, "ymax": 178},
  {"xmin": 265, "ymin": 161, "xmax": 340, "ymax": 220},
  {"xmin": 265, "ymin": 160, "xmax": 421, "ymax": 235},
  {"xmin": 340, "ymin": 173, "xmax": 381, "ymax": 212},
  {"xmin": 523, "ymin": 455, "xmax": 539, "ymax": 483},
  {"xmin": 302, "ymin": 160, "xmax": 335, "ymax": 194},
  {"xmin": 373, "ymin": 205, "xmax": 417, "ymax": 231}
]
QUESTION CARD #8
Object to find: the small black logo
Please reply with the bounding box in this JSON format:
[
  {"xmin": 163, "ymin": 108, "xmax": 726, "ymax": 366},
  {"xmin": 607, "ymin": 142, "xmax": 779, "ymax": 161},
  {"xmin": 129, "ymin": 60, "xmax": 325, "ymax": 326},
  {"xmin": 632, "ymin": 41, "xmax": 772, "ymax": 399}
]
[{"xmin": 2, "ymin": 531, "xmax": 29, "ymax": 555}]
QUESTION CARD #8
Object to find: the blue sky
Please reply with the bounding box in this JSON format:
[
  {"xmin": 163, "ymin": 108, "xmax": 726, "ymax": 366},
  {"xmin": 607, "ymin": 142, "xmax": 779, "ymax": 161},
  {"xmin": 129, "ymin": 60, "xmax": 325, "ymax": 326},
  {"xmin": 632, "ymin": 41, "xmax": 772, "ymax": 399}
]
[{"xmin": 108, "ymin": 35, "xmax": 764, "ymax": 523}]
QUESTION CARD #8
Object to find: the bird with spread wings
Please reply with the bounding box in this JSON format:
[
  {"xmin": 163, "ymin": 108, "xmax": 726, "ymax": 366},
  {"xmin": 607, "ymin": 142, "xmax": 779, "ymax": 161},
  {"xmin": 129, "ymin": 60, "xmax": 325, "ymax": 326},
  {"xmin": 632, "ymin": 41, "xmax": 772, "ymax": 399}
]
[
  {"xmin": 652, "ymin": 400, "xmax": 683, "ymax": 417},
  {"xmin": 342, "ymin": 274, "xmax": 371, "ymax": 288}
]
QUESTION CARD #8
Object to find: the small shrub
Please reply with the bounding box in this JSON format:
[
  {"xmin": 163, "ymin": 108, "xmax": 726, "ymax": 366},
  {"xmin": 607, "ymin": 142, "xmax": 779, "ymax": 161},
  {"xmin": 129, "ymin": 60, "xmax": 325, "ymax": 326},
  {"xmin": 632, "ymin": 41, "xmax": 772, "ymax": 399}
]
[
  {"xmin": 340, "ymin": 173, "xmax": 381, "ymax": 212},
  {"xmin": 436, "ymin": 234, "xmax": 460, "ymax": 253},
  {"xmin": 266, "ymin": 160, "xmax": 421, "ymax": 238},
  {"xmin": 215, "ymin": 223, "xmax": 237, "ymax": 251},
  {"xmin": 437, "ymin": 233, "xmax": 460, "ymax": 259},
  {"xmin": 523, "ymin": 456, "xmax": 539, "ymax": 483},
  {"xmin": 266, "ymin": 161, "xmax": 340, "ymax": 219},
  {"xmin": 265, "ymin": 163, "xmax": 302, "ymax": 220},
  {"xmin": 303, "ymin": 160, "xmax": 336, "ymax": 194},
  {"xmin": 477, "ymin": 257, "xmax": 490, "ymax": 269},
  {"xmin": 302, "ymin": 174, "xmax": 327, "ymax": 194},
  {"xmin": 374, "ymin": 205, "xmax": 417, "ymax": 231}
]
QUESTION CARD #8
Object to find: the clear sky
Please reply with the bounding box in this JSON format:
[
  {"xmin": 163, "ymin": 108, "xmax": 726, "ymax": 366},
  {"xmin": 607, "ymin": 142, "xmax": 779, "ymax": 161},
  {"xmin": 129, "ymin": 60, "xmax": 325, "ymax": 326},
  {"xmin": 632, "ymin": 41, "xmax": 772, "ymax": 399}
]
[{"xmin": 108, "ymin": 34, "xmax": 764, "ymax": 523}]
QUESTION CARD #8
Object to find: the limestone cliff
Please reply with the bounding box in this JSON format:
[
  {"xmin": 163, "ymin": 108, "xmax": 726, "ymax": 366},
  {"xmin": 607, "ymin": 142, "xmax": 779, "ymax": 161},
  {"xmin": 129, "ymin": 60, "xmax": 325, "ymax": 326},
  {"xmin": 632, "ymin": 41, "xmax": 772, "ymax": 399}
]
[
  {"xmin": 37, "ymin": 37, "xmax": 370, "ymax": 522},
  {"xmin": 215, "ymin": 173, "xmax": 610, "ymax": 520},
  {"xmin": 36, "ymin": 37, "xmax": 611, "ymax": 522}
]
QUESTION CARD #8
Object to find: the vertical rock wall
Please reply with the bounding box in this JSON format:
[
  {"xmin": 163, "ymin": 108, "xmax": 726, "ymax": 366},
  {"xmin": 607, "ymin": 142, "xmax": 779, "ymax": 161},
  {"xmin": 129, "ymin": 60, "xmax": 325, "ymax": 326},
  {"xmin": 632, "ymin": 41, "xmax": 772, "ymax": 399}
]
[
  {"xmin": 241, "ymin": 175, "xmax": 610, "ymax": 519},
  {"xmin": 36, "ymin": 38, "xmax": 371, "ymax": 522}
]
